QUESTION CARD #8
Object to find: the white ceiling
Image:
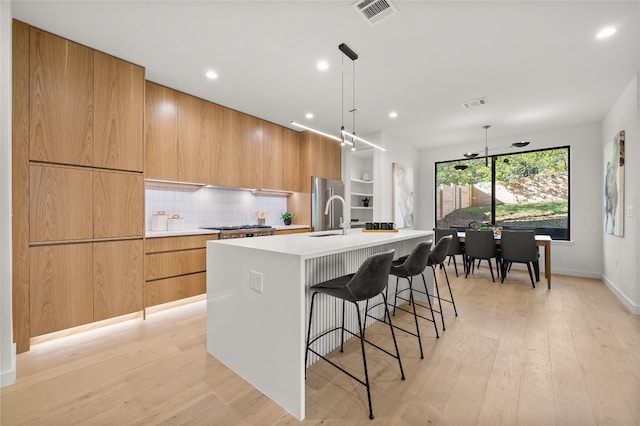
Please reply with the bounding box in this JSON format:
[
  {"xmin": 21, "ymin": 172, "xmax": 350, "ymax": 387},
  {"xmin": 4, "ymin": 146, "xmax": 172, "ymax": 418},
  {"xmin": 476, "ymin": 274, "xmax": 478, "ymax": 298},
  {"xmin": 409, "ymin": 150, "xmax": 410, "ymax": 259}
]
[{"xmin": 11, "ymin": 1, "xmax": 640, "ymax": 151}]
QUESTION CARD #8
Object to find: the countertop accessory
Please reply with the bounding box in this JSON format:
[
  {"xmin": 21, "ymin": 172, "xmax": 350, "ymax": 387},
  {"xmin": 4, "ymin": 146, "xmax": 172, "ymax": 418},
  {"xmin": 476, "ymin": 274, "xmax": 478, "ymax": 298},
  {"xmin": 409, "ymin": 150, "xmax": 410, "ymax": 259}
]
[{"xmin": 151, "ymin": 210, "xmax": 168, "ymax": 231}]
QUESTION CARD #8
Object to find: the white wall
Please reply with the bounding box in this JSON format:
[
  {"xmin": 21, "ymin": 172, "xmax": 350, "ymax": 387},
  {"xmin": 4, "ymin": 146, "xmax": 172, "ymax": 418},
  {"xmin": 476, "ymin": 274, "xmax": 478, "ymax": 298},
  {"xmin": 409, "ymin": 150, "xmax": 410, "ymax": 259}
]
[
  {"xmin": 602, "ymin": 74, "xmax": 639, "ymax": 313},
  {"xmin": 371, "ymin": 132, "xmax": 419, "ymax": 226},
  {"xmin": 417, "ymin": 122, "xmax": 605, "ymax": 279},
  {"xmin": 1, "ymin": 1, "xmax": 17, "ymax": 387}
]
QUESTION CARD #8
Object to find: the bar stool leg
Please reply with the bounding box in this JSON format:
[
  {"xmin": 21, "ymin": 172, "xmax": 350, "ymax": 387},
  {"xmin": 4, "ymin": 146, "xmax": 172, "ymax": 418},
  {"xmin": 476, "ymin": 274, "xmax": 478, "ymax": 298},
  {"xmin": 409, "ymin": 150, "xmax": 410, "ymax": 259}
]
[
  {"xmin": 406, "ymin": 276, "xmax": 424, "ymax": 359},
  {"xmin": 353, "ymin": 303, "xmax": 374, "ymax": 420},
  {"xmin": 421, "ymin": 273, "xmax": 440, "ymax": 339},
  {"xmin": 340, "ymin": 299, "xmax": 347, "ymax": 352},
  {"xmin": 430, "ymin": 268, "xmax": 446, "ymax": 330},
  {"xmin": 442, "ymin": 266, "xmax": 458, "ymax": 317},
  {"xmin": 304, "ymin": 292, "xmax": 318, "ymax": 378},
  {"xmin": 381, "ymin": 292, "xmax": 405, "ymax": 380}
]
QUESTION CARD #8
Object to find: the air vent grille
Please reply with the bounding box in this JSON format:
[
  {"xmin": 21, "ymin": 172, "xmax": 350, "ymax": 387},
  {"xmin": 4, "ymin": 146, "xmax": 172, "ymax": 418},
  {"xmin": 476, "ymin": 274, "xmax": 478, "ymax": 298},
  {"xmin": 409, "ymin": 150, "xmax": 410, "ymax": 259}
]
[
  {"xmin": 462, "ymin": 97, "xmax": 487, "ymax": 110},
  {"xmin": 352, "ymin": 0, "xmax": 398, "ymax": 26}
]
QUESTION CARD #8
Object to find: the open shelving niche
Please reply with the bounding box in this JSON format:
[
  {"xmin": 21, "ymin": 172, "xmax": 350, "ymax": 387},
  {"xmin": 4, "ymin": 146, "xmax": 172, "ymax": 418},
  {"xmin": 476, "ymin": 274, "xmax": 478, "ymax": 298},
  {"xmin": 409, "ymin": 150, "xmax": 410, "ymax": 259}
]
[{"xmin": 349, "ymin": 150, "xmax": 374, "ymax": 228}]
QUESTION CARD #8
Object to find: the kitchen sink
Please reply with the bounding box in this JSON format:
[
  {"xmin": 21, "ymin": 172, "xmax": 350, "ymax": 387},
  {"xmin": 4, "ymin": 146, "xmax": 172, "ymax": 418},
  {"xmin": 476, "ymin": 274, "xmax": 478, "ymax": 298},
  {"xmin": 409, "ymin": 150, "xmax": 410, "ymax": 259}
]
[{"xmin": 308, "ymin": 233, "xmax": 342, "ymax": 237}]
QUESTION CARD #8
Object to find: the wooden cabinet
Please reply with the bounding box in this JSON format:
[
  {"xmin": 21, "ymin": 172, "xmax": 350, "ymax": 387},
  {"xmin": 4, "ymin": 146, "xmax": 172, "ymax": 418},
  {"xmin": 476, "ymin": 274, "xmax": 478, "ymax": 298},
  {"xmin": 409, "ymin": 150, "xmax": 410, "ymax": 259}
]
[
  {"xmin": 30, "ymin": 164, "xmax": 93, "ymax": 242},
  {"xmin": 30, "ymin": 28, "xmax": 93, "ymax": 166},
  {"xmin": 300, "ymin": 130, "xmax": 342, "ymax": 191},
  {"xmin": 275, "ymin": 227, "xmax": 311, "ymax": 235},
  {"xmin": 263, "ymin": 122, "xmax": 300, "ymax": 192},
  {"xmin": 144, "ymin": 81, "xmax": 178, "ymax": 181},
  {"xmin": 177, "ymin": 92, "xmax": 211, "ymax": 184},
  {"xmin": 93, "ymin": 51, "xmax": 144, "ymax": 172},
  {"xmin": 94, "ymin": 240, "xmax": 143, "ymax": 321},
  {"xmin": 30, "ymin": 243, "xmax": 93, "ymax": 336},
  {"xmin": 93, "ymin": 170, "xmax": 144, "ymax": 238},
  {"xmin": 144, "ymin": 234, "xmax": 216, "ymax": 307},
  {"xmin": 212, "ymin": 109, "xmax": 264, "ymax": 188}
]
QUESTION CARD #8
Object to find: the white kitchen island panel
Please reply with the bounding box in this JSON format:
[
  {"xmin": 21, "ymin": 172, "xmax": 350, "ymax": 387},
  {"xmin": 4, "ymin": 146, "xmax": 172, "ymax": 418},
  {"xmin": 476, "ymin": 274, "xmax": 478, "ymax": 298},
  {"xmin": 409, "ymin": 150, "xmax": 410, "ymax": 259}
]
[{"xmin": 206, "ymin": 229, "xmax": 433, "ymax": 420}]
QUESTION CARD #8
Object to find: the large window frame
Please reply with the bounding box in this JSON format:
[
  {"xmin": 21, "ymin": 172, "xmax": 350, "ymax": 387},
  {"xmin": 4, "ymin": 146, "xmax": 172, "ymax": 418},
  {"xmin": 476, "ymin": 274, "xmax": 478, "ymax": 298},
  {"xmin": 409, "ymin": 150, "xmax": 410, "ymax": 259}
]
[{"xmin": 434, "ymin": 146, "xmax": 570, "ymax": 240}]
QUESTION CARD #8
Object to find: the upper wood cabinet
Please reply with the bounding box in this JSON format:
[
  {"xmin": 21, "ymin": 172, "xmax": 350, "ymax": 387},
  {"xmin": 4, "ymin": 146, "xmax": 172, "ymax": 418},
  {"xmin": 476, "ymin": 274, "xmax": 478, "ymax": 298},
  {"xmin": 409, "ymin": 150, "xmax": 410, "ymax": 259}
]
[
  {"xmin": 30, "ymin": 28, "xmax": 93, "ymax": 166},
  {"xmin": 145, "ymin": 81, "xmax": 178, "ymax": 181},
  {"xmin": 177, "ymin": 91, "xmax": 211, "ymax": 184},
  {"xmin": 263, "ymin": 122, "xmax": 300, "ymax": 192},
  {"xmin": 93, "ymin": 51, "xmax": 144, "ymax": 172},
  {"xmin": 93, "ymin": 170, "xmax": 144, "ymax": 239},
  {"xmin": 299, "ymin": 130, "xmax": 342, "ymax": 191},
  {"xmin": 212, "ymin": 108, "xmax": 263, "ymax": 189},
  {"xmin": 30, "ymin": 164, "xmax": 93, "ymax": 242}
]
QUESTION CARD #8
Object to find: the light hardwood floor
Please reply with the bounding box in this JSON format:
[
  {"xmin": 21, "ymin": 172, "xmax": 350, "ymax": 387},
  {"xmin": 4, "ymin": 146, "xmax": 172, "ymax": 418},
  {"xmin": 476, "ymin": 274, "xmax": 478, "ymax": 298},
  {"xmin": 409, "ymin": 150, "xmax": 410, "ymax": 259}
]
[{"xmin": 2, "ymin": 267, "xmax": 639, "ymax": 425}]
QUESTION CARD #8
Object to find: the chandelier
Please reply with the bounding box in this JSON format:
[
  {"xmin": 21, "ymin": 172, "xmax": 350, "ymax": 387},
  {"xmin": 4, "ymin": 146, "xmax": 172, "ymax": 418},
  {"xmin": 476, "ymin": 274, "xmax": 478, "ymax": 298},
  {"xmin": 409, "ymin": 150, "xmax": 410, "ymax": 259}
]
[
  {"xmin": 463, "ymin": 124, "xmax": 530, "ymax": 166},
  {"xmin": 291, "ymin": 43, "xmax": 385, "ymax": 152}
]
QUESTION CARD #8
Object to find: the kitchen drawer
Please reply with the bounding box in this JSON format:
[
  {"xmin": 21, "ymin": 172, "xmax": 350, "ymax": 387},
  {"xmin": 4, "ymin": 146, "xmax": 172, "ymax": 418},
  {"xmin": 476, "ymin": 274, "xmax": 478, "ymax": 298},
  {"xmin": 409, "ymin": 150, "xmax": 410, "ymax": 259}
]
[
  {"xmin": 275, "ymin": 227, "xmax": 311, "ymax": 235},
  {"xmin": 144, "ymin": 234, "xmax": 214, "ymax": 254},
  {"xmin": 145, "ymin": 248, "xmax": 206, "ymax": 281},
  {"xmin": 144, "ymin": 272, "xmax": 206, "ymax": 307}
]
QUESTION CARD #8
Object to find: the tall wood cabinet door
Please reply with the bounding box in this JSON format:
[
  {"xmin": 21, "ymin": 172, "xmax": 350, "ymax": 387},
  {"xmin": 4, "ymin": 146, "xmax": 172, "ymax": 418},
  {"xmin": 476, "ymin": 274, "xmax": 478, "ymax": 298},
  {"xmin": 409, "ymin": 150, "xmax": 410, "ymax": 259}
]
[
  {"xmin": 94, "ymin": 51, "xmax": 144, "ymax": 172},
  {"xmin": 177, "ymin": 92, "xmax": 211, "ymax": 184},
  {"xmin": 282, "ymin": 127, "xmax": 301, "ymax": 192},
  {"xmin": 30, "ymin": 28, "xmax": 93, "ymax": 166},
  {"xmin": 301, "ymin": 131, "xmax": 342, "ymax": 183},
  {"xmin": 262, "ymin": 121, "xmax": 283, "ymax": 190},
  {"xmin": 93, "ymin": 170, "xmax": 144, "ymax": 238},
  {"xmin": 30, "ymin": 243, "xmax": 93, "ymax": 336},
  {"xmin": 94, "ymin": 240, "xmax": 143, "ymax": 321},
  {"xmin": 30, "ymin": 164, "xmax": 93, "ymax": 243},
  {"xmin": 144, "ymin": 81, "xmax": 178, "ymax": 181},
  {"xmin": 237, "ymin": 112, "xmax": 264, "ymax": 189},
  {"xmin": 212, "ymin": 107, "xmax": 241, "ymax": 187}
]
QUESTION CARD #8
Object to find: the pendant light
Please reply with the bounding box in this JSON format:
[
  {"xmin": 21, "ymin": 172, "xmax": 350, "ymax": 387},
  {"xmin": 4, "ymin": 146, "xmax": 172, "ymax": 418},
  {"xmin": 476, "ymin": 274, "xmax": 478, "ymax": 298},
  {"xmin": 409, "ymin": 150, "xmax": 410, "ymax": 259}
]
[
  {"xmin": 291, "ymin": 43, "xmax": 386, "ymax": 152},
  {"xmin": 463, "ymin": 124, "xmax": 531, "ymax": 166}
]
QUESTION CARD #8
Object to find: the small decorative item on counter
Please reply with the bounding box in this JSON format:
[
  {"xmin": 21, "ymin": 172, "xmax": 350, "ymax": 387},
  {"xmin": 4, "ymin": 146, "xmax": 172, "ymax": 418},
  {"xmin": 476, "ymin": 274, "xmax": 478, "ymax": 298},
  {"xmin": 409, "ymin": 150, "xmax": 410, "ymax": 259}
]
[
  {"xmin": 255, "ymin": 211, "xmax": 266, "ymax": 226},
  {"xmin": 167, "ymin": 214, "xmax": 184, "ymax": 231},
  {"xmin": 281, "ymin": 212, "xmax": 294, "ymax": 226},
  {"xmin": 151, "ymin": 210, "xmax": 168, "ymax": 231},
  {"xmin": 362, "ymin": 197, "xmax": 370, "ymax": 207}
]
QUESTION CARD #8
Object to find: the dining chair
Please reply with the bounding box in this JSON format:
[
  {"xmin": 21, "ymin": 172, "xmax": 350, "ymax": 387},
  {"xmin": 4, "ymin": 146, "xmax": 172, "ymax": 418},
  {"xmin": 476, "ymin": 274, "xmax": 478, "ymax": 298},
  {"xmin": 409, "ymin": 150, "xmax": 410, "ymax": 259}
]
[
  {"xmin": 499, "ymin": 230, "xmax": 538, "ymax": 288},
  {"xmin": 464, "ymin": 230, "xmax": 499, "ymax": 282}
]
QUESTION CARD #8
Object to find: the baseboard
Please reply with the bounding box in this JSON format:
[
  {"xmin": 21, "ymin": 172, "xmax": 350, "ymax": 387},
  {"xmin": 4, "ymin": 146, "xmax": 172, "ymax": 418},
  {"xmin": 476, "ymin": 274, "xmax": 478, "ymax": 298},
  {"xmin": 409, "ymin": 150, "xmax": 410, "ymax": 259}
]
[
  {"xmin": 602, "ymin": 275, "xmax": 640, "ymax": 314},
  {"xmin": 550, "ymin": 267, "xmax": 602, "ymax": 279},
  {"xmin": 0, "ymin": 342, "xmax": 16, "ymax": 387}
]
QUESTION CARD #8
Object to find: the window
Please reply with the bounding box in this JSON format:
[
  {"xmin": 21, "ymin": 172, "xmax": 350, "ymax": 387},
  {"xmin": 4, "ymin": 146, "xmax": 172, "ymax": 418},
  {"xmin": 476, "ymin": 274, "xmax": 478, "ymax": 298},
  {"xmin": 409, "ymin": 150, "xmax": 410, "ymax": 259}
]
[{"xmin": 435, "ymin": 146, "xmax": 570, "ymax": 240}]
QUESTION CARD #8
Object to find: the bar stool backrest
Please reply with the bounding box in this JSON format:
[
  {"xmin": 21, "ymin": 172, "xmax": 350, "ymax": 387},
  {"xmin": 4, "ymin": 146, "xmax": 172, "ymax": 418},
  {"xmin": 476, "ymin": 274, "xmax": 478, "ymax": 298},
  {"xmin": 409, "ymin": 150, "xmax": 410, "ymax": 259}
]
[
  {"xmin": 346, "ymin": 249, "xmax": 395, "ymax": 301},
  {"xmin": 435, "ymin": 228, "xmax": 463, "ymax": 256},
  {"xmin": 428, "ymin": 235, "xmax": 453, "ymax": 266}
]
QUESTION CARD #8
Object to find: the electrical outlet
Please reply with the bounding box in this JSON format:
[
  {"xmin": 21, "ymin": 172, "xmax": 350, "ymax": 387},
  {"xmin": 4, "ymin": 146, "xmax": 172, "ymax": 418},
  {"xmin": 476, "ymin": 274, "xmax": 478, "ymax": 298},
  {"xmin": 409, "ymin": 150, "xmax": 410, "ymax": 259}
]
[
  {"xmin": 628, "ymin": 206, "xmax": 634, "ymax": 217},
  {"xmin": 250, "ymin": 271, "xmax": 263, "ymax": 293}
]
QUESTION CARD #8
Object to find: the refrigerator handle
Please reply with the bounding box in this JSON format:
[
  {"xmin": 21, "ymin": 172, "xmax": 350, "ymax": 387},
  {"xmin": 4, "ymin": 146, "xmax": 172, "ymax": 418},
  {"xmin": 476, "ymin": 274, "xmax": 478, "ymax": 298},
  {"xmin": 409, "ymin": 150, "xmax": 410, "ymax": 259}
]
[{"xmin": 328, "ymin": 187, "xmax": 334, "ymax": 228}]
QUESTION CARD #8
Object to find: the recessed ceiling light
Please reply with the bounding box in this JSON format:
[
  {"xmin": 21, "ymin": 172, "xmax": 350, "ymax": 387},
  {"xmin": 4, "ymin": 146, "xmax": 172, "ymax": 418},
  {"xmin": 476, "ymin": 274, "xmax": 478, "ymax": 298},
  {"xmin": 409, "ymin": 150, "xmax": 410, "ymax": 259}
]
[
  {"xmin": 205, "ymin": 70, "xmax": 218, "ymax": 79},
  {"xmin": 317, "ymin": 61, "xmax": 329, "ymax": 71},
  {"xmin": 305, "ymin": 112, "xmax": 314, "ymax": 119},
  {"xmin": 389, "ymin": 111, "xmax": 398, "ymax": 118},
  {"xmin": 596, "ymin": 27, "xmax": 616, "ymax": 39}
]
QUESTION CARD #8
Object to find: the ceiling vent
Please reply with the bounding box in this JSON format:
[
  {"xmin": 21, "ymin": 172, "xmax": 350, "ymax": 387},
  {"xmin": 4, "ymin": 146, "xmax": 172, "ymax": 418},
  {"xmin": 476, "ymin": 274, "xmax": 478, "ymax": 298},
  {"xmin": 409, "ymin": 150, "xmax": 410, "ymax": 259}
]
[
  {"xmin": 462, "ymin": 97, "xmax": 488, "ymax": 110},
  {"xmin": 352, "ymin": 0, "xmax": 398, "ymax": 26}
]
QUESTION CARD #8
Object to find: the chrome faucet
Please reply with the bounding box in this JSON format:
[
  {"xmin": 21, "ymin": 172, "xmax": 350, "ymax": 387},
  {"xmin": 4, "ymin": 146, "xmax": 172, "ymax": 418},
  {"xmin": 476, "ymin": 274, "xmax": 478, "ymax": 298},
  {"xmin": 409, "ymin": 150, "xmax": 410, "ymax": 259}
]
[{"xmin": 324, "ymin": 195, "xmax": 347, "ymax": 235}]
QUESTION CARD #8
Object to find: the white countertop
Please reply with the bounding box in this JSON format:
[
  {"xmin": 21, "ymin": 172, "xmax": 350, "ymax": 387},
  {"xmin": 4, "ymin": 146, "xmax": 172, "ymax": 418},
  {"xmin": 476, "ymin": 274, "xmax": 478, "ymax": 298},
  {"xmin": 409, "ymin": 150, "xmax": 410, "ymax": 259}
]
[{"xmin": 207, "ymin": 228, "xmax": 433, "ymax": 259}]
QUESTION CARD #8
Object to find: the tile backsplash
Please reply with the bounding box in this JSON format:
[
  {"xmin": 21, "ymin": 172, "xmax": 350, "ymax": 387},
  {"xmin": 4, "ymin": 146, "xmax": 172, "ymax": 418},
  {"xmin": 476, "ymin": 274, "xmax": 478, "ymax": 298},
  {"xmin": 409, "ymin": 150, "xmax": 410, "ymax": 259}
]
[{"xmin": 146, "ymin": 185, "xmax": 288, "ymax": 230}]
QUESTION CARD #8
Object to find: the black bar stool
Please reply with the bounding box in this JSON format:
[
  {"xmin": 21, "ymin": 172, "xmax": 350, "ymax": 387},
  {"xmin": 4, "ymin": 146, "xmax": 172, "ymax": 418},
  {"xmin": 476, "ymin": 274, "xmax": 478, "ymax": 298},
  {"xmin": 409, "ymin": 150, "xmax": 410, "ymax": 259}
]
[
  {"xmin": 426, "ymin": 235, "xmax": 458, "ymax": 331},
  {"xmin": 304, "ymin": 249, "xmax": 404, "ymax": 420},
  {"xmin": 387, "ymin": 241, "xmax": 439, "ymax": 359}
]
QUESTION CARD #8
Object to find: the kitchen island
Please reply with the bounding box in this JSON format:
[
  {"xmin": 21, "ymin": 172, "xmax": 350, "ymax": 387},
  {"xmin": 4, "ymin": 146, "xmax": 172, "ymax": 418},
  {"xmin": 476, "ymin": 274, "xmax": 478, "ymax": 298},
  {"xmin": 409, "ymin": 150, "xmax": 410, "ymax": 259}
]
[{"xmin": 206, "ymin": 228, "xmax": 433, "ymax": 420}]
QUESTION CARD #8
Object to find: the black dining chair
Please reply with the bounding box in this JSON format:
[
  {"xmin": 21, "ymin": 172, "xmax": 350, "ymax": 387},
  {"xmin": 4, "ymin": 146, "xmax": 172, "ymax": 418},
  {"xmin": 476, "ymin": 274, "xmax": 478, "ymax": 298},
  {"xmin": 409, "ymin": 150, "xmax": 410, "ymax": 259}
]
[
  {"xmin": 305, "ymin": 249, "xmax": 404, "ymax": 420},
  {"xmin": 435, "ymin": 228, "xmax": 464, "ymax": 276},
  {"xmin": 464, "ymin": 230, "xmax": 499, "ymax": 282},
  {"xmin": 387, "ymin": 240, "xmax": 438, "ymax": 359},
  {"xmin": 500, "ymin": 230, "xmax": 538, "ymax": 288}
]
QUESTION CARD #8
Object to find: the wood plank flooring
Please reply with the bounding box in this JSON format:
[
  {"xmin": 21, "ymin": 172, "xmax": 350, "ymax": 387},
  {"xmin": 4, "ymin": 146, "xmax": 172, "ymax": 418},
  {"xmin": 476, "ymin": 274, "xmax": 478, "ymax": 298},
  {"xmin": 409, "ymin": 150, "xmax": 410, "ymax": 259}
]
[{"xmin": 2, "ymin": 268, "xmax": 639, "ymax": 425}]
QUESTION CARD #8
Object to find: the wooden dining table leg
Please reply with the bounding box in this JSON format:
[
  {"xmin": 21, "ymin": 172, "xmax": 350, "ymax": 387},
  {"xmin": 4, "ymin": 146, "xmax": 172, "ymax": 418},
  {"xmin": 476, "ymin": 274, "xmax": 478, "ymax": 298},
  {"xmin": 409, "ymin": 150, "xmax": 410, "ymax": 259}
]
[{"xmin": 544, "ymin": 241, "xmax": 551, "ymax": 289}]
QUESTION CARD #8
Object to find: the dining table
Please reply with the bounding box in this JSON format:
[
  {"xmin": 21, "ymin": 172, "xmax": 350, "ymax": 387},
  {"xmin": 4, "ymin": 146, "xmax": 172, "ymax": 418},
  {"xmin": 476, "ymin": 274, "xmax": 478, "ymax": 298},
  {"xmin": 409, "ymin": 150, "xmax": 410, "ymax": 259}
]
[{"xmin": 457, "ymin": 232, "xmax": 553, "ymax": 289}]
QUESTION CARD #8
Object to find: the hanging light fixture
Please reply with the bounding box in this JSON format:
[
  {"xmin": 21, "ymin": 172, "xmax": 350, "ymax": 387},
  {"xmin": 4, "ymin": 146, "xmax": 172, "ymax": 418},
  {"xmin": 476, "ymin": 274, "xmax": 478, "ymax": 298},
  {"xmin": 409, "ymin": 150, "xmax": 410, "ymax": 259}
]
[
  {"xmin": 291, "ymin": 43, "xmax": 386, "ymax": 152},
  {"xmin": 463, "ymin": 124, "xmax": 530, "ymax": 166}
]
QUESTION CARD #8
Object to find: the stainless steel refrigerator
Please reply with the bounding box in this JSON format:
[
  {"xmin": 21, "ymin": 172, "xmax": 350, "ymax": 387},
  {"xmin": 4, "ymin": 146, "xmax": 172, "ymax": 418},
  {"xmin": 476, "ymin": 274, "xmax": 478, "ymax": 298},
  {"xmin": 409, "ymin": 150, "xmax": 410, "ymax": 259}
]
[{"xmin": 311, "ymin": 176, "xmax": 345, "ymax": 232}]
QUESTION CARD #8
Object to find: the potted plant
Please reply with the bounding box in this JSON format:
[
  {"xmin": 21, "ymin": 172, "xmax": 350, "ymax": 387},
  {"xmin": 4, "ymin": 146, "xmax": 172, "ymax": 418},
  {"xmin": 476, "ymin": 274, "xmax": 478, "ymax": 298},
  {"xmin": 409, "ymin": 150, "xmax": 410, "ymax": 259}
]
[
  {"xmin": 362, "ymin": 197, "xmax": 370, "ymax": 208},
  {"xmin": 281, "ymin": 212, "xmax": 294, "ymax": 225}
]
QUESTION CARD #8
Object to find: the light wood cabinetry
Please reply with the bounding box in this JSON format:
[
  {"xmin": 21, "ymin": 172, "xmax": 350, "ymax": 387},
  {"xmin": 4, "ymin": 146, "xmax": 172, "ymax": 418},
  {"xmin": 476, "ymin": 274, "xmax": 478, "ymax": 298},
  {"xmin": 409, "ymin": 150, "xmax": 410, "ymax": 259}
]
[
  {"xmin": 30, "ymin": 28, "xmax": 93, "ymax": 166},
  {"xmin": 299, "ymin": 130, "xmax": 342, "ymax": 191},
  {"xmin": 177, "ymin": 91, "xmax": 211, "ymax": 184},
  {"xmin": 264, "ymin": 122, "xmax": 300, "ymax": 192},
  {"xmin": 275, "ymin": 227, "xmax": 311, "ymax": 235},
  {"xmin": 30, "ymin": 164, "xmax": 94, "ymax": 242},
  {"xmin": 93, "ymin": 170, "xmax": 144, "ymax": 238},
  {"xmin": 144, "ymin": 234, "xmax": 217, "ymax": 308},
  {"xmin": 93, "ymin": 51, "xmax": 144, "ymax": 172},
  {"xmin": 30, "ymin": 244, "xmax": 94, "ymax": 336},
  {"xmin": 144, "ymin": 81, "xmax": 178, "ymax": 181},
  {"xmin": 94, "ymin": 240, "xmax": 143, "ymax": 321}
]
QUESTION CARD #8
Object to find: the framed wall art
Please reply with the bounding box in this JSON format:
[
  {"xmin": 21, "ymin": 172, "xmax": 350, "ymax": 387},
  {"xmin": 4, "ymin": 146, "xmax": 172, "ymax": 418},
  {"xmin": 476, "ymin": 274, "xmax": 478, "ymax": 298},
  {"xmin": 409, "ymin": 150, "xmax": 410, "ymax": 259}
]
[{"xmin": 604, "ymin": 130, "xmax": 625, "ymax": 236}]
